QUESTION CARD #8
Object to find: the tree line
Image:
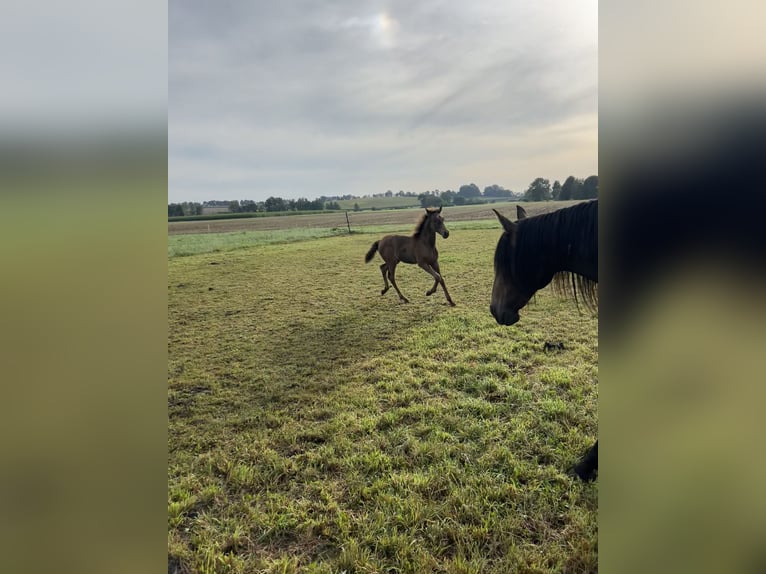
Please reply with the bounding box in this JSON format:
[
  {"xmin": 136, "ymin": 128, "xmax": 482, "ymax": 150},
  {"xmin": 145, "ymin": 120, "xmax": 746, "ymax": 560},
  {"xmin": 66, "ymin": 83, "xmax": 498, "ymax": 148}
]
[
  {"xmin": 168, "ymin": 175, "xmax": 597, "ymax": 217},
  {"xmin": 416, "ymin": 175, "xmax": 598, "ymax": 208},
  {"xmin": 525, "ymin": 175, "xmax": 599, "ymax": 202},
  {"xmin": 168, "ymin": 197, "xmax": 342, "ymax": 217}
]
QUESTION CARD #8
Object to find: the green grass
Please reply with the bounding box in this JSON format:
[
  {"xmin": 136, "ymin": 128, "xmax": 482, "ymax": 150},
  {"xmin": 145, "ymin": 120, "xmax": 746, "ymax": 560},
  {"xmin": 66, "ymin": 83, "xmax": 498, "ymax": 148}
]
[
  {"xmin": 168, "ymin": 227, "xmax": 357, "ymax": 258},
  {"xmin": 168, "ymin": 229, "xmax": 598, "ymax": 573},
  {"xmin": 168, "ymin": 220, "xmax": 503, "ymax": 258}
]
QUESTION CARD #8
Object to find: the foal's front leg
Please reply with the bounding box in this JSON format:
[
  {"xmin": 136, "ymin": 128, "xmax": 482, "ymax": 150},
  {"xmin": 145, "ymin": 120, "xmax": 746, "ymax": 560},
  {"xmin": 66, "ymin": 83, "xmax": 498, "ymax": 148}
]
[
  {"xmin": 418, "ymin": 262, "xmax": 455, "ymax": 306},
  {"xmin": 426, "ymin": 261, "xmax": 441, "ymax": 296}
]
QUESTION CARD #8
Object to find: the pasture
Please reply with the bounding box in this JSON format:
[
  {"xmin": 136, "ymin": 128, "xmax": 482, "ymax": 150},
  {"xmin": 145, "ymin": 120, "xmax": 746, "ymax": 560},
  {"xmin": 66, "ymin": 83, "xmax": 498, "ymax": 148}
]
[
  {"xmin": 168, "ymin": 203, "xmax": 598, "ymax": 573},
  {"xmin": 336, "ymin": 196, "xmax": 421, "ymax": 210}
]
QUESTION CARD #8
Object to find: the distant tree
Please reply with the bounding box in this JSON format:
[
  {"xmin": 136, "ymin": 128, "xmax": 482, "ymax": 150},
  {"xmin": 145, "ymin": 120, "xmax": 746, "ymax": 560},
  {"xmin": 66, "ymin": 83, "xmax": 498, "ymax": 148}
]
[
  {"xmin": 293, "ymin": 197, "xmax": 324, "ymax": 211},
  {"xmin": 483, "ymin": 184, "xmax": 513, "ymax": 198},
  {"xmin": 178, "ymin": 202, "xmax": 203, "ymax": 215},
  {"xmin": 353, "ymin": 202, "xmax": 361, "ymax": 212},
  {"xmin": 311, "ymin": 198, "xmax": 324, "ymax": 210},
  {"xmin": 419, "ymin": 193, "xmax": 442, "ymax": 208},
  {"xmin": 228, "ymin": 200, "xmax": 241, "ymax": 213},
  {"xmin": 453, "ymin": 195, "xmax": 467, "ymax": 206},
  {"xmin": 440, "ymin": 190, "xmax": 456, "ymax": 205},
  {"xmin": 552, "ymin": 180, "xmax": 562, "ymax": 200},
  {"xmin": 559, "ymin": 176, "xmax": 581, "ymax": 201},
  {"xmin": 325, "ymin": 201, "xmax": 341, "ymax": 210},
  {"xmin": 579, "ymin": 175, "xmax": 599, "ymax": 199},
  {"xmin": 385, "ymin": 190, "xmax": 393, "ymax": 197},
  {"xmin": 457, "ymin": 183, "xmax": 481, "ymax": 198},
  {"xmin": 239, "ymin": 199, "xmax": 258, "ymax": 212},
  {"xmin": 524, "ymin": 178, "xmax": 552, "ymax": 202},
  {"xmin": 264, "ymin": 196, "xmax": 287, "ymax": 212}
]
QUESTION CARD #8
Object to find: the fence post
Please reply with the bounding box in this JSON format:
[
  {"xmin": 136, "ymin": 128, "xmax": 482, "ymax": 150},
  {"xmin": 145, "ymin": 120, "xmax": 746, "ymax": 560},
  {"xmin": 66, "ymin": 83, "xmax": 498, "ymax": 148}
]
[{"xmin": 345, "ymin": 210, "xmax": 351, "ymax": 234}]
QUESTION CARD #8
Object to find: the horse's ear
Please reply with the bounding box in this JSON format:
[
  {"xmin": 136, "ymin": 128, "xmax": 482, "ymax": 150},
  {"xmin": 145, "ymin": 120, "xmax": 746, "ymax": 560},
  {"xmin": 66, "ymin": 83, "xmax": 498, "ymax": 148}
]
[
  {"xmin": 437, "ymin": 206, "xmax": 442, "ymax": 213},
  {"xmin": 493, "ymin": 209, "xmax": 515, "ymax": 233},
  {"xmin": 516, "ymin": 205, "xmax": 527, "ymax": 220}
]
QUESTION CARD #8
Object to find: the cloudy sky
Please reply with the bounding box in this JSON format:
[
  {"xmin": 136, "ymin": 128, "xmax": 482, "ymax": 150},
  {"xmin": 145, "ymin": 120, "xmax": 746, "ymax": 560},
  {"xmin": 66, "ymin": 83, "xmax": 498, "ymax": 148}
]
[{"xmin": 169, "ymin": 0, "xmax": 597, "ymax": 203}]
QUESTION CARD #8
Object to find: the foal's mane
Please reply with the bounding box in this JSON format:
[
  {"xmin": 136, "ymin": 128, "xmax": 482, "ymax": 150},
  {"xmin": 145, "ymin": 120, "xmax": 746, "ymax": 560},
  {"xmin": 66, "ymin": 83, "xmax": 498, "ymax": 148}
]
[
  {"xmin": 515, "ymin": 200, "xmax": 598, "ymax": 312},
  {"xmin": 413, "ymin": 209, "xmax": 439, "ymax": 238}
]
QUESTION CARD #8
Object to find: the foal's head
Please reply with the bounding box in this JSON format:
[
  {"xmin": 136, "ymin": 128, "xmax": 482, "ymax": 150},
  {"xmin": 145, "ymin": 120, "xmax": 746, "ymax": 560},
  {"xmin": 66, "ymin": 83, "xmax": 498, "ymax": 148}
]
[
  {"xmin": 490, "ymin": 205, "xmax": 530, "ymax": 325},
  {"xmin": 422, "ymin": 206, "xmax": 449, "ymax": 239}
]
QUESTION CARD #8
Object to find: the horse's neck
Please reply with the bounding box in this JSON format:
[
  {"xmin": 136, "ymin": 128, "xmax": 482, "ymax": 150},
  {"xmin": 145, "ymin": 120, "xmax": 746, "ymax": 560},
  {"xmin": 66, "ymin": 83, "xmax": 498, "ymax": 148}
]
[
  {"xmin": 521, "ymin": 215, "xmax": 597, "ymax": 285},
  {"xmin": 415, "ymin": 227, "xmax": 436, "ymax": 247},
  {"xmin": 552, "ymin": 223, "xmax": 598, "ymax": 282}
]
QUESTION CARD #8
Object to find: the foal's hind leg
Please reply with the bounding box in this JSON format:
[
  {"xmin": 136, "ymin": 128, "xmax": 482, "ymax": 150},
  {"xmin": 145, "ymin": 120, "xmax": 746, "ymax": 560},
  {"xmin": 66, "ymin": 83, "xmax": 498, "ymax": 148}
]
[
  {"xmin": 387, "ymin": 263, "xmax": 409, "ymax": 303},
  {"xmin": 379, "ymin": 263, "xmax": 390, "ymax": 295}
]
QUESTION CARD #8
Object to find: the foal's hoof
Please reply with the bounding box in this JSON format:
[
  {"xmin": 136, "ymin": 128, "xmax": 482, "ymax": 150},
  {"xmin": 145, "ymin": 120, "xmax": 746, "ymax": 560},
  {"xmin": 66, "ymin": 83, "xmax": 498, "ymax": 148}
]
[
  {"xmin": 381, "ymin": 289, "xmax": 387, "ymax": 295},
  {"xmin": 426, "ymin": 291, "xmax": 435, "ymax": 296},
  {"xmin": 400, "ymin": 298, "xmax": 410, "ymax": 304},
  {"xmin": 448, "ymin": 301, "xmax": 456, "ymax": 307}
]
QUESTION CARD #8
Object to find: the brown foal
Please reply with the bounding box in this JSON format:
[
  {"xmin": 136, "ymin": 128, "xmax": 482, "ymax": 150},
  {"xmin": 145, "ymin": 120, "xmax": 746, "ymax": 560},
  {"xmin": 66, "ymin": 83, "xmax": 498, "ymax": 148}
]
[{"xmin": 364, "ymin": 207, "xmax": 455, "ymax": 306}]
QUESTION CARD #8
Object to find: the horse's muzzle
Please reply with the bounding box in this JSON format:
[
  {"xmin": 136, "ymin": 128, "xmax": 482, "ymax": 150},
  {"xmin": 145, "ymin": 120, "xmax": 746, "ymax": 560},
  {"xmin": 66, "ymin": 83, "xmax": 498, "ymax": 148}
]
[
  {"xmin": 490, "ymin": 304, "xmax": 519, "ymax": 326},
  {"xmin": 441, "ymin": 230, "xmax": 449, "ymax": 238}
]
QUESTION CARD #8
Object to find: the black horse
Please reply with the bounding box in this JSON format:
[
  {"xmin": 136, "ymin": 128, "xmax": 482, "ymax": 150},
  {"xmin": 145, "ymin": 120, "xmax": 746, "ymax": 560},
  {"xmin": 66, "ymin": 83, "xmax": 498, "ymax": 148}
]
[{"xmin": 490, "ymin": 201, "xmax": 598, "ymax": 480}]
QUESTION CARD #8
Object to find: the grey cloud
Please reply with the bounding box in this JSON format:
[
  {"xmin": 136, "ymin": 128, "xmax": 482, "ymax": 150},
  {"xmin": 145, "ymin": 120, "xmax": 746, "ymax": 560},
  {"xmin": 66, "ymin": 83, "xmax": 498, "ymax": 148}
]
[{"xmin": 170, "ymin": 0, "xmax": 597, "ymax": 202}]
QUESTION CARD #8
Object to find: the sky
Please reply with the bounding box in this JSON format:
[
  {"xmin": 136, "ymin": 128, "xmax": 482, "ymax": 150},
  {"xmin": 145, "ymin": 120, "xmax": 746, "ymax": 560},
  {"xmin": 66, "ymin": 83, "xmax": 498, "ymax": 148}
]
[{"xmin": 169, "ymin": 0, "xmax": 597, "ymax": 203}]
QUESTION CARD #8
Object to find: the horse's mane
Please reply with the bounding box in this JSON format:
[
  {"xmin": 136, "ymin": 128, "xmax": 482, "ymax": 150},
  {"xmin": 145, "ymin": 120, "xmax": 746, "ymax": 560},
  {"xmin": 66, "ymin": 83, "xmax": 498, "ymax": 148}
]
[
  {"xmin": 551, "ymin": 271, "xmax": 598, "ymax": 313},
  {"xmin": 515, "ymin": 200, "xmax": 598, "ymax": 312}
]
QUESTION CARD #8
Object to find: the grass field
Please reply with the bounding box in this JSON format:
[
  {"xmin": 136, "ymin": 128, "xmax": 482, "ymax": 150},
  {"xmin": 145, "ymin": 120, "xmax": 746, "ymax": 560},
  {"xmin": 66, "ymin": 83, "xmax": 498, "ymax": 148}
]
[
  {"xmin": 336, "ymin": 196, "xmax": 422, "ymax": 210},
  {"xmin": 169, "ymin": 210, "xmax": 341, "ymax": 223},
  {"xmin": 168, "ymin": 201, "xmax": 525, "ymax": 236},
  {"xmin": 168, "ymin": 209, "xmax": 598, "ymax": 573}
]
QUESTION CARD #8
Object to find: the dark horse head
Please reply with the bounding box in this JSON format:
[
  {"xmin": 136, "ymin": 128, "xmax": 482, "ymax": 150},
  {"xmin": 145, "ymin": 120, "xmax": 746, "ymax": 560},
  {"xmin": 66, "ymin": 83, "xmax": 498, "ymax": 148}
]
[
  {"xmin": 490, "ymin": 201, "xmax": 598, "ymax": 326},
  {"xmin": 490, "ymin": 205, "xmax": 532, "ymax": 325},
  {"xmin": 417, "ymin": 206, "xmax": 449, "ymax": 239}
]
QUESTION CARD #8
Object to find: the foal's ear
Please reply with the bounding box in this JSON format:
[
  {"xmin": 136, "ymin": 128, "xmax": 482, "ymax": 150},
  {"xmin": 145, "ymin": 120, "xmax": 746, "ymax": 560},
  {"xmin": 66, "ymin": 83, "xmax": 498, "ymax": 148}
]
[
  {"xmin": 516, "ymin": 205, "xmax": 527, "ymax": 220},
  {"xmin": 493, "ymin": 209, "xmax": 515, "ymax": 233},
  {"xmin": 437, "ymin": 205, "xmax": 442, "ymax": 213}
]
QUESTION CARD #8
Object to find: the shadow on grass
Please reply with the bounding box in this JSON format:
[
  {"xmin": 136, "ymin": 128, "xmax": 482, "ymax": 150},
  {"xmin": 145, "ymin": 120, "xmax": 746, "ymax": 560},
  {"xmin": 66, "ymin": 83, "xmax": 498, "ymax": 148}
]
[{"xmin": 251, "ymin": 297, "xmax": 453, "ymax": 407}]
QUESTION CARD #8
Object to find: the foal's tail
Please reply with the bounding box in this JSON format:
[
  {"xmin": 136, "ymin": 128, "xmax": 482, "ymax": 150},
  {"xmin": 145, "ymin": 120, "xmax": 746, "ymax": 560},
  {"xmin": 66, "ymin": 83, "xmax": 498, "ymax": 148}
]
[{"xmin": 364, "ymin": 241, "xmax": 379, "ymax": 263}]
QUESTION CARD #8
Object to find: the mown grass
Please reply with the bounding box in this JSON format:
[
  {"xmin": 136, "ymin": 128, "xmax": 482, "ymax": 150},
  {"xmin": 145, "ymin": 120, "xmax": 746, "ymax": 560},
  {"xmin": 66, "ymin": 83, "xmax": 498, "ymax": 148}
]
[
  {"xmin": 168, "ymin": 227, "xmax": 353, "ymax": 258},
  {"xmin": 168, "ymin": 228, "xmax": 598, "ymax": 573}
]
